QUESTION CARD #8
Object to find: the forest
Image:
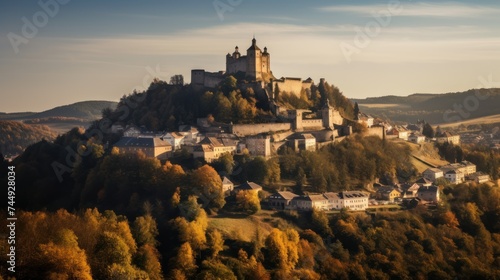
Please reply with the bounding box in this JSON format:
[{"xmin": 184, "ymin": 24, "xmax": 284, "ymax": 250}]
[
  {"xmin": 2, "ymin": 78, "xmax": 500, "ymax": 279},
  {"xmin": 98, "ymin": 75, "xmax": 355, "ymax": 132}
]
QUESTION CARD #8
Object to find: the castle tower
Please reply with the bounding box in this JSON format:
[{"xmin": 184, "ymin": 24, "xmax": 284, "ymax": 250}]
[
  {"xmin": 246, "ymin": 37, "xmax": 263, "ymax": 81},
  {"xmin": 322, "ymin": 98, "xmax": 343, "ymax": 128}
]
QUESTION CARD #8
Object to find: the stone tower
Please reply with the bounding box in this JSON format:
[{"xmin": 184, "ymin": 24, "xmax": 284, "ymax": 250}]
[
  {"xmin": 322, "ymin": 98, "xmax": 343, "ymax": 128},
  {"xmin": 246, "ymin": 37, "xmax": 262, "ymax": 80}
]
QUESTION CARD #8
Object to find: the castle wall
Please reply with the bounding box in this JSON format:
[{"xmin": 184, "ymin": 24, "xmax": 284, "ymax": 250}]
[
  {"xmin": 366, "ymin": 126, "xmax": 386, "ymax": 139},
  {"xmin": 226, "ymin": 56, "xmax": 247, "ymax": 74},
  {"xmin": 274, "ymin": 78, "xmax": 303, "ymax": 97},
  {"xmin": 231, "ymin": 123, "xmax": 292, "ymax": 137},
  {"xmin": 301, "ymin": 119, "xmax": 323, "ymax": 128},
  {"xmin": 191, "ymin": 69, "xmax": 205, "ymax": 85}
]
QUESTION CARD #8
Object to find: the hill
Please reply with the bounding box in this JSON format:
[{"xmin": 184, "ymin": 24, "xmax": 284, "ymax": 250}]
[
  {"xmin": 352, "ymin": 88, "xmax": 500, "ymax": 124},
  {"xmin": 0, "ymin": 100, "xmax": 118, "ymax": 134},
  {"xmin": 28, "ymin": 100, "xmax": 118, "ymax": 120},
  {"xmin": 0, "ymin": 120, "xmax": 58, "ymax": 156}
]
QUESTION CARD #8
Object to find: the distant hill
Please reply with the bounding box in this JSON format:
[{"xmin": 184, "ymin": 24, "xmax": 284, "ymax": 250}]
[
  {"xmin": 0, "ymin": 120, "xmax": 58, "ymax": 156},
  {"xmin": 352, "ymin": 88, "xmax": 500, "ymax": 124},
  {"xmin": 29, "ymin": 101, "xmax": 118, "ymax": 120},
  {"xmin": 0, "ymin": 101, "xmax": 118, "ymax": 121},
  {"xmin": 0, "ymin": 100, "xmax": 118, "ymax": 134}
]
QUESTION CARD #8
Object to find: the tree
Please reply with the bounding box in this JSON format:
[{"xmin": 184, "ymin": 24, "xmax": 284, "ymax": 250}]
[
  {"xmin": 190, "ymin": 165, "xmax": 225, "ymax": 210},
  {"xmin": 173, "ymin": 242, "xmax": 197, "ymax": 277},
  {"xmin": 170, "ymin": 75, "xmax": 184, "ymax": 85},
  {"xmin": 353, "ymin": 102, "xmax": 360, "ymax": 120},
  {"xmin": 206, "ymin": 229, "xmax": 225, "ymax": 258},
  {"xmin": 133, "ymin": 215, "xmax": 159, "ymax": 247},
  {"xmin": 423, "ymin": 122, "xmax": 435, "ymax": 138},
  {"xmin": 236, "ymin": 190, "xmax": 261, "ymax": 215},
  {"xmin": 38, "ymin": 229, "xmax": 92, "ymax": 280}
]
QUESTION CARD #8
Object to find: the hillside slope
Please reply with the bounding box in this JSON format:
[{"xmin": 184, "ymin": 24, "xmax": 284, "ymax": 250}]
[
  {"xmin": 0, "ymin": 120, "xmax": 58, "ymax": 155},
  {"xmin": 353, "ymin": 88, "xmax": 500, "ymax": 124}
]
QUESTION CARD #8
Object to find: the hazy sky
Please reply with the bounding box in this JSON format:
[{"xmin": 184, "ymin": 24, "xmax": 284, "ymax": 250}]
[{"xmin": 1, "ymin": 0, "xmax": 499, "ymax": 112}]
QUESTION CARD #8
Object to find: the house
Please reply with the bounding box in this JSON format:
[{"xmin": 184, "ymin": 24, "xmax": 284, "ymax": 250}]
[
  {"xmin": 193, "ymin": 137, "xmax": 238, "ymax": 163},
  {"xmin": 440, "ymin": 163, "xmax": 467, "ymax": 176},
  {"xmin": 415, "ymin": 177, "xmax": 433, "ymax": 187},
  {"xmin": 357, "ymin": 113, "xmax": 374, "ymax": 128},
  {"xmin": 422, "ymin": 168, "xmax": 444, "ymax": 182},
  {"xmin": 400, "ymin": 183, "xmax": 420, "ymax": 198},
  {"xmin": 221, "ymin": 176, "xmax": 234, "ymax": 194},
  {"xmin": 323, "ymin": 192, "xmax": 342, "ymax": 210},
  {"xmin": 289, "ymin": 194, "xmax": 329, "ymax": 211},
  {"xmin": 387, "ymin": 126, "xmax": 409, "ymax": 141},
  {"xmin": 417, "ymin": 186, "xmax": 440, "ymax": 203},
  {"xmin": 179, "ymin": 125, "xmax": 200, "ymax": 144},
  {"xmin": 339, "ymin": 191, "xmax": 370, "ymax": 210},
  {"xmin": 460, "ymin": 161, "xmax": 476, "ymax": 175},
  {"xmin": 436, "ymin": 131, "xmax": 460, "ymax": 145},
  {"xmin": 467, "ymin": 172, "xmax": 490, "ymax": 184},
  {"xmin": 444, "ymin": 170, "xmax": 464, "ymax": 184},
  {"xmin": 376, "ymin": 186, "xmax": 401, "ymax": 202},
  {"xmin": 245, "ymin": 135, "xmax": 271, "ymax": 157},
  {"xmin": 408, "ymin": 132, "xmax": 426, "ymax": 144},
  {"xmin": 234, "ymin": 181, "xmax": 262, "ymax": 193},
  {"xmin": 114, "ymin": 136, "xmax": 173, "ymax": 160},
  {"xmin": 163, "ymin": 132, "xmax": 185, "ymax": 150},
  {"xmin": 293, "ymin": 133, "xmax": 316, "ymax": 152},
  {"xmin": 268, "ymin": 191, "xmax": 298, "ymax": 210}
]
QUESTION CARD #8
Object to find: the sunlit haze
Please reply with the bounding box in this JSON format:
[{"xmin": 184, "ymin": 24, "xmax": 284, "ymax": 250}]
[{"xmin": 1, "ymin": 0, "xmax": 499, "ymax": 112}]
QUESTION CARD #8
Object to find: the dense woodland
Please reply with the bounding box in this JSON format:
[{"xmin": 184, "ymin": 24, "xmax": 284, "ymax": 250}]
[
  {"xmin": 98, "ymin": 76, "xmax": 355, "ymax": 132},
  {"xmin": 0, "ymin": 120, "xmax": 58, "ymax": 155},
  {"xmin": 2, "ymin": 79, "xmax": 500, "ymax": 279}
]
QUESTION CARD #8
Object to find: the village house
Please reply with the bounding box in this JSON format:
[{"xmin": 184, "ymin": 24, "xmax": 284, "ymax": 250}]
[
  {"xmin": 417, "ymin": 186, "xmax": 440, "ymax": 203},
  {"xmin": 400, "ymin": 183, "xmax": 420, "ymax": 199},
  {"xmin": 436, "ymin": 131, "xmax": 460, "ymax": 145},
  {"xmin": 193, "ymin": 137, "xmax": 238, "ymax": 163},
  {"xmin": 357, "ymin": 112, "xmax": 374, "ymax": 128},
  {"xmin": 292, "ymin": 133, "xmax": 316, "ymax": 152},
  {"xmin": 467, "ymin": 172, "xmax": 490, "ymax": 184},
  {"xmin": 340, "ymin": 191, "xmax": 370, "ymax": 210},
  {"xmin": 422, "ymin": 168, "xmax": 444, "ymax": 182},
  {"xmin": 415, "ymin": 177, "xmax": 433, "ymax": 187},
  {"xmin": 163, "ymin": 132, "xmax": 185, "ymax": 151},
  {"xmin": 178, "ymin": 125, "xmax": 200, "ymax": 144},
  {"xmin": 408, "ymin": 132, "xmax": 426, "ymax": 144},
  {"xmin": 123, "ymin": 125, "xmax": 143, "ymax": 137},
  {"xmin": 233, "ymin": 181, "xmax": 263, "ymax": 193},
  {"xmin": 387, "ymin": 126, "xmax": 409, "ymax": 141},
  {"xmin": 376, "ymin": 186, "xmax": 401, "ymax": 202},
  {"xmin": 268, "ymin": 191, "xmax": 299, "ymax": 210},
  {"xmin": 114, "ymin": 136, "xmax": 172, "ymax": 160},
  {"xmin": 445, "ymin": 170, "xmax": 465, "ymax": 184},
  {"xmin": 221, "ymin": 176, "xmax": 234, "ymax": 194},
  {"xmin": 289, "ymin": 194, "xmax": 329, "ymax": 211}
]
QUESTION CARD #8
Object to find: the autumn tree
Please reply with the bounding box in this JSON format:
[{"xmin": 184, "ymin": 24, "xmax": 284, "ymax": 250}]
[
  {"xmin": 236, "ymin": 190, "xmax": 261, "ymax": 215},
  {"xmin": 38, "ymin": 229, "xmax": 92, "ymax": 280},
  {"xmin": 206, "ymin": 229, "xmax": 225, "ymax": 258},
  {"xmin": 190, "ymin": 165, "xmax": 225, "ymax": 211}
]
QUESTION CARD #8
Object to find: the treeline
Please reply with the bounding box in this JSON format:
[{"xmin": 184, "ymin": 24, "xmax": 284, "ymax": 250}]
[
  {"xmin": 98, "ymin": 76, "xmax": 355, "ymax": 132},
  {"xmin": 0, "ymin": 120, "xmax": 58, "ymax": 155},
  {"xmin": 4, "ymin": 183, "xmax": 500, "ymax": 279},
  {"xmin": 436, "ymin": 142, "xmax": 500, "ymax": 180},
  {"xmin": 0, "ymin": 209, "xmax": 162, "ymax": 279}
]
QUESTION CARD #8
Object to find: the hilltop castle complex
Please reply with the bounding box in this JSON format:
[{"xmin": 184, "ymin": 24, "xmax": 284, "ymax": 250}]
[{"xmin": 191, "ymin": 37, "xmax": 313, "ymax": 98}]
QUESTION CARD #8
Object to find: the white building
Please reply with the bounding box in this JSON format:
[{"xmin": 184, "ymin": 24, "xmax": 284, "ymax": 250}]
[
  {"xmin": 445, "ymin": 170, "xmax": 465, "ymax": 184},
  {"xmin": 422, "ymin": 168, "xmax": 444, "ymax": 182}
]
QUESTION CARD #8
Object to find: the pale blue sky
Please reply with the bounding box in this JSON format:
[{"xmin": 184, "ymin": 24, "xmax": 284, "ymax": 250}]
[{"xmin": 1, "ymin": 0, "xmax": 499, "ymax": 112}]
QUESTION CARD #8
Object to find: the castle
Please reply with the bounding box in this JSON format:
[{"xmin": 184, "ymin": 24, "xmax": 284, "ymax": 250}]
[{"xmin": 191, "ymin": 37, "xmax": 313, "ymax": 98}]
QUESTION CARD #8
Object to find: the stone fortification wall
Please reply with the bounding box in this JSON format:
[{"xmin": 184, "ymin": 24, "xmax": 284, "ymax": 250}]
[{"xmin": 230, "ymin": 123, "xmax": 292, "ymax": 137}]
